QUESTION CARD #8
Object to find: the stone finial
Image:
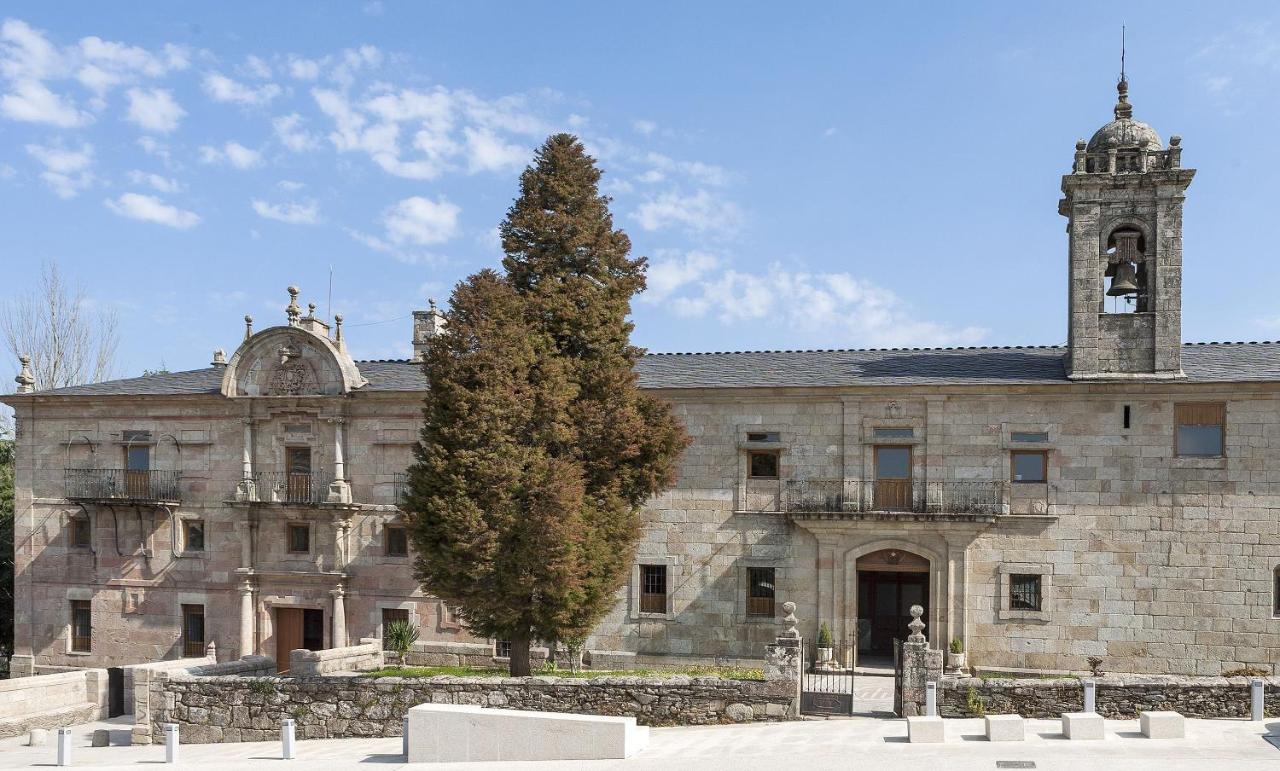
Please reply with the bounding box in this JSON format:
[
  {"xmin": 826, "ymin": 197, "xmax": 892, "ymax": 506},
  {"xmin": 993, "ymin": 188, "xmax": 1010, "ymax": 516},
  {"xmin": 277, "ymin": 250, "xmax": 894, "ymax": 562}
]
[
  {"xmin": 907, "ymin": 604, "xmax": 926, "ymax": 644},
  {"xmin": 285, "ymin": 286, "xmax": 301, "ymax": 327},
  {"xmin": 244, "ymin": 315, "xmax": 254, "ymax": 341},
  {"xmin": 411, "ymin": 298, "xmax": 448, "ymax": 361},
  {"xmin": 1114, "ymin": 75, "xmax": 1133, "ymax": 120},
  {"xmin": 15, "ymin": 354, "xmax": 35, "ymax": 393},
  {"xmin": 334, "ymin": 314, "xmax": 344, "ymax": 340},
  {"xmin": 211, "ymin": 349, "xmax": 227, "ymax": 366},
  {"xmin": 307, "ymin": 302, "xmax": 317, "ymax": 318},
  {"xmin": 205, "ymin": 640, "xmax": 217, "ymax": 659},
  {"xmin": 1169, "ymin": 135, "xmax": 1181, "ymax": 147},
  {"xmin": 779, "ymin": 601, "xmax": 799, "ymax": 641}
]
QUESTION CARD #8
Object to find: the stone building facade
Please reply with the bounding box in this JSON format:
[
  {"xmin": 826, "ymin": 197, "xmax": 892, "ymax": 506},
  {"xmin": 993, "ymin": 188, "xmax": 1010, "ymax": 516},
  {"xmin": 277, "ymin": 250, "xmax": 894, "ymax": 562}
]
[{"xmin": 5, "ymin": 79, "xmax": 1280, "ymax": 678}]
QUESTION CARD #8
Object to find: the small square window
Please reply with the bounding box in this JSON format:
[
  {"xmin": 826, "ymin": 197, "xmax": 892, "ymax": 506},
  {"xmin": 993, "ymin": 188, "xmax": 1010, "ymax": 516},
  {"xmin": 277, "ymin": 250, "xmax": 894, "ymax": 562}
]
[
  {"xmin": 747, "ymin": 567, "xmax": 775, "ymax": 617},
  {"xmin": 748, "ymin": 451, "xmax": 779, "ymax": 479},
  {"xmin": 70, "ymin": 600, "xmax": 92, "ymax": 653},
  {"xmin": 746, "ymin": 431, "xmax": 780, "ymax": 443},
  {"xmin": 1175, "ymin": 403, "xmax": 1225, "ymax": 457},
  {"xmin": 873, "ymin": 427, "xmax": 914, "ymax": 439},
  {"xmin": 640, "ymin": 564, "xmax": 667, "ymax": 614},
  {"xmin": 287, "ymin": 523, "xmax": 310, "ymax": 554},
  {"xmin": 385, "ymin": 525, "xmax": 408, "ymax": 557},
  {"xmin": 1010, "ymin": 574, "xmax": 1042, "ymax": 611},
  {"xmin": 70, "ymin": 516, "xmax": 92, "ymax": 548},
  {"xmin": 1010, "ymin": 431, "xmax": 1049, "ymax": 443},
  {"xmin": 495, "ymin": 639, "xmax": 511, "ymax": 658},
  {"xmin": 1011, "ymin": 451, "xmax": 1047, "ymax": 483},
  {"xmin": 182, "ymin": 520, "xmax": 205, "ymax": 552}
]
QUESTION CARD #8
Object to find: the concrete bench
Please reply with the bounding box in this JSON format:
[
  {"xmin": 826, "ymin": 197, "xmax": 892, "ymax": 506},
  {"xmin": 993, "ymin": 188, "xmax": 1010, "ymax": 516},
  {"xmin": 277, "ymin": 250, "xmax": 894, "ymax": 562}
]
[
  {"xmin": 1062, "ymin": 712, "xmax": 1104, "ymax": 740},
  {"xmin": 1140, "ymin": 711, "xmax": 1184, "ymax": 739},
  {"xmin": 906, "ymin": 715, "xmax": 944, "ymax": 743},
  {"xmin": 406, "ymin": 704, "xmax": 649, "ymax": 762},
  {"xmin": 984, "ymin": 714, "xmax": 1024, "ymax": 741}
]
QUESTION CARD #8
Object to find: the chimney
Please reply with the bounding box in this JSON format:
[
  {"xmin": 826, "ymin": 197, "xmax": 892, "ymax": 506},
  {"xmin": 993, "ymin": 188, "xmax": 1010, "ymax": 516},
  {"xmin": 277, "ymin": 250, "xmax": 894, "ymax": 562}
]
[{"xmin": 412, "ymin": 299, "xmax": 446, "ymax": 361}]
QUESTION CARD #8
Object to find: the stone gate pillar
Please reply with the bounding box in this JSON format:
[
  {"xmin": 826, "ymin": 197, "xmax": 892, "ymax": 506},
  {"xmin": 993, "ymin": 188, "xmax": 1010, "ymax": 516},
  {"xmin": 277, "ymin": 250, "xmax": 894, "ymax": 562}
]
[
  {"xmin": 896, "ymin": 604, "xmax": 943, "ymax": 716},
  {"xmin": 764, "ymin": 601, "xmax": 803, "ymax": 718}
]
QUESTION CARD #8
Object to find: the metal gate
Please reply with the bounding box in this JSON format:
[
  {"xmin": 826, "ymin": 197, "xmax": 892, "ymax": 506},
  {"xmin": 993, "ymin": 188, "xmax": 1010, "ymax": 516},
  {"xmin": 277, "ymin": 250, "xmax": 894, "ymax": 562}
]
[{"xmin": 800, "ymin": 641, "xmax": 854, "ymax": 716}]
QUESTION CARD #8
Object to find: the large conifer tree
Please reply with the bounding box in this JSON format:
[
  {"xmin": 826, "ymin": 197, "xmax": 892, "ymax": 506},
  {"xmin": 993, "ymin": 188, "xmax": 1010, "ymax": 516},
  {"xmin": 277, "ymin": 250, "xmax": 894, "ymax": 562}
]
[{"xmin": 404, "ymin": 134, "xmax": 688, "ymax": 675}]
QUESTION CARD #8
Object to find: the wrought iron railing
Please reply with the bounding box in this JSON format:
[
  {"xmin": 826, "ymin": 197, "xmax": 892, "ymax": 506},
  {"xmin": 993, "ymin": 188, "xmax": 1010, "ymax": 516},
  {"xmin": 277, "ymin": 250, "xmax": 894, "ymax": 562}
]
[
  {"xmin": 246, "ymin": 471, "xmax": 327, "ymax": 504},
  {"xmin": 392, "ymin": 472, "xmax": 409, "ymax": 508},
  {"xmin": 784, "ymin": 479, "xmax": 1011, "ymax": 515},
  {"xmin": 65, "ymin": 468, "xmax": 181, "ymax": 502}
]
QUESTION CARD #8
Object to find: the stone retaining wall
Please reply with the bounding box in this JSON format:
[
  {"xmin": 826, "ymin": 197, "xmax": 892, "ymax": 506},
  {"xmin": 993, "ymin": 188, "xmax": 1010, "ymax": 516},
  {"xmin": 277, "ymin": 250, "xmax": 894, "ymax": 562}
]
[
  {"xmin": 290, "ymin": 640, "xmax": 382, "ymax": 676},
  {"xmin": 0, "ymin": 668, "xmax": 108, "ymax": 739},
  {"xmin": 940, "ymin": 675, "xmax": 1280, "ymax": 718},
  {"xmin": 151, "ymin": 672, "xmax": 797, "ymax": 743}
]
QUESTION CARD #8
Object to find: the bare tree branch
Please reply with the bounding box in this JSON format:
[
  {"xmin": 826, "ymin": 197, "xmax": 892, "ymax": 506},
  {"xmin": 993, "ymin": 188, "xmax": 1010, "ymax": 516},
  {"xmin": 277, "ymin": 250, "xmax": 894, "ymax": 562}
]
[{"xmin": 1, "ymin": 260, "xmax": 120, "ymax": 391}]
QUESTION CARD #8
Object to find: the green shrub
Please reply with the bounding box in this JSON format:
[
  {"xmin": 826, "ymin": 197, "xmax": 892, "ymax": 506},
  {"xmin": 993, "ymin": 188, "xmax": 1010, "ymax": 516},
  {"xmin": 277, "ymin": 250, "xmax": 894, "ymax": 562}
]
[
  {"xmin": 817, "ymin": 622, "xmax": 833, "ymax": 648},
  {"xmin": 949, "ymin": 638, "xmax": 964, "ymax": 654},
  {"xmin": 966, "ymin": 685, "xmax": 986, "ymax": 717},
  {"xmin": 384, "ymin": 619, "xmax": 420, "ymax": 665}
]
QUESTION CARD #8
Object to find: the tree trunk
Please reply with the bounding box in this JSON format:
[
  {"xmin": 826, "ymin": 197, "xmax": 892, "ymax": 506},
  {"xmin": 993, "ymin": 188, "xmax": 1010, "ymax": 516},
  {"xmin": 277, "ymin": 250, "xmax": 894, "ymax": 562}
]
[{"xmin": 508, "ymin": 632, "xmax": 532, "ymax": 677}]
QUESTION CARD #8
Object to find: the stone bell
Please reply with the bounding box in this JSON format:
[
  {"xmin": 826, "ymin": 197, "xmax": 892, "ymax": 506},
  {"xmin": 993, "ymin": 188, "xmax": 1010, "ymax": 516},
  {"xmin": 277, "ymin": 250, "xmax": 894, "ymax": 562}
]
[{"xmin": 1107, "ymin": 260, "xmax": 1139, "ymax": 297}]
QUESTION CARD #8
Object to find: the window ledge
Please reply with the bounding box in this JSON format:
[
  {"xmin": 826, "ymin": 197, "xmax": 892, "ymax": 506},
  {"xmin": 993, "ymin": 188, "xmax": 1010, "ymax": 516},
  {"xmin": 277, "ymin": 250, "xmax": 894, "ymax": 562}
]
[
  {"xmin": 66, "ymin": 651, "xmax": 93, "ymax": 657},
  {"xmin": 999, "ymin": 610, "xmax": 1050, "ymax": 623},
  {"xmin": 635, "ymin": 612, "xmax": 672, "ymax": 622},
  {"xmin": 1172, "ymin": 457, "xmax": 1227, "ymax": 470}
]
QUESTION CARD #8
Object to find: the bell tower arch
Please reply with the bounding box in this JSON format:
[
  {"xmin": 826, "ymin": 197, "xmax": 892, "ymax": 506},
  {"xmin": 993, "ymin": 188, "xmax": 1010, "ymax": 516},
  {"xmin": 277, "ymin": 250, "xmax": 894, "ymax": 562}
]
[{"xmin": 1061, "ymin": 75, "xmax": 1195, "ymax": 379}]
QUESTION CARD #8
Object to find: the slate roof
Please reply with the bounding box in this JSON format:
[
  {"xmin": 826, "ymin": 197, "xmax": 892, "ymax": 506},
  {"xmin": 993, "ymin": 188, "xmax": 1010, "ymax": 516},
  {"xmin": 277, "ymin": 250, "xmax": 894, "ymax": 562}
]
[{"xmin": 16, "ymin": 342, "xmax": 1280, "ymax": 397}]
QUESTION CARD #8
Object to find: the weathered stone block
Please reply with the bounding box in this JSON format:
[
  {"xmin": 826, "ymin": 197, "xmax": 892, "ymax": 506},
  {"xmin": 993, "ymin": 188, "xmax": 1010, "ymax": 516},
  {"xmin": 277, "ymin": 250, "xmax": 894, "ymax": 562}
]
[
  {"xmin": 1139, "ymin": 710, "xmax": 1184, "ymax": 739},
  {"xmin": 406, "ymin": 704, "xmax": 648, "ymax": 762},
  {"xmin": 1062, "ymin": 712, "xmax": 1104, "ymax": 740},
  {"xmin": 984, "ymin": 714, "xmax": 1024, "ymax": 741},
  {"xmin": 907, "ymin": 715, "xmax": 944, "ymax": 743}
]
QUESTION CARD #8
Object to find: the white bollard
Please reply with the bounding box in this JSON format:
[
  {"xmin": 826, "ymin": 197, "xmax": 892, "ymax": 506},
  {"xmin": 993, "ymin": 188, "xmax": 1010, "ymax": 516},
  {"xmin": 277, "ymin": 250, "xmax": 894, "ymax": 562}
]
[
  {"xmin": 925, "ymin": 681, "xmax": 937, "ymax": 717},
  {"xmin": 402, "ymin": 716, "xmax": 409, "ymax": 757},
  {"xmin": 56, "ymin": 728, "xmax": 72, "ymax": 767},
  {"xmin": 164, "ymin": 723, "xmax": 179, "ymax": 764},
  {"xmin": 281, "ymin": 718, "xmax": 296, "ymax": 759},
  {"xmin": 1252, "ymin": 679, "xmax": 1265, "ymax": 722},
  {"xmin": 1083, "ymin": 679, "xmax": 1096, "ymax": 713}
]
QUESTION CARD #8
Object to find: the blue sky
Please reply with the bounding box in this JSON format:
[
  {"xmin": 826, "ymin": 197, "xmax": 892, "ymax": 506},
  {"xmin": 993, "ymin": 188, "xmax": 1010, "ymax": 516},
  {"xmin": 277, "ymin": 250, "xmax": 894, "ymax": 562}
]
[{"xmin": 2, "ymin": 2, "xmax": 1280, "ymax": 383}]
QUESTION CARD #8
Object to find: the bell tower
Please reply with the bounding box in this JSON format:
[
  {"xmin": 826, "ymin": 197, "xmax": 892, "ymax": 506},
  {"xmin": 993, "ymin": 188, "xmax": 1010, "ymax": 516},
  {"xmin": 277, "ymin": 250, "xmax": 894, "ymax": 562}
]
[{"xmin": 1061, "ymin": 74, "xmax": 1195, "ymax": 379}]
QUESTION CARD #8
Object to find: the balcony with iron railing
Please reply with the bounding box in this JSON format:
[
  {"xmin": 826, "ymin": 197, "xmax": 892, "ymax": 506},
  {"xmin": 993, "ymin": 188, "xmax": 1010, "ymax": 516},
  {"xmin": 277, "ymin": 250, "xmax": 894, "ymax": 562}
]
[
  {"xmin": 241, "ymin": 471, "xmax": 329, "ymax": 505},
  {"xmin": 392, "ymin": 472, "xmax": 409, "ymax": 509},
  {"xmin": 64, "ymin": 468, "xmax": 182, "ymax": 503},
  {"xmin": 783, "ymin": 479, "xmax": 1033, "ymax": 520}
]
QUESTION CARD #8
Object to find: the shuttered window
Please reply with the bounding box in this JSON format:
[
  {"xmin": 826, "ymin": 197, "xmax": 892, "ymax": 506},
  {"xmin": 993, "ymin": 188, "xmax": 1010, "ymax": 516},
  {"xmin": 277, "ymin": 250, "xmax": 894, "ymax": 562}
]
[{"xmin": 1175, "ymin": 403, "xmax": 1225, "ymax": 457}]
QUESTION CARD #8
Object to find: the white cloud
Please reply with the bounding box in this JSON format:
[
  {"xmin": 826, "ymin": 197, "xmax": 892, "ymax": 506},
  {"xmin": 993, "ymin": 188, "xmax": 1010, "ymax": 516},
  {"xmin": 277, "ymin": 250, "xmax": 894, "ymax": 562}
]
[
  {"xmin": 251, "ymin": 198, "xmax": 320, "ymax": 225},
  {"xmin": 199, "ymin": 141, "xmax": 262, "ymax": 169},
  {"xmin": 277, "ymin": 179, "xmax": 305, "ymax": 191},
  {"xmin": 127, "ymin": 169, "xmax": 181, "ymax": 193},
  {"xmin": 287, "ymin": 56, "xmax": 321, "ymax": 80},
  {"xmin": 0, "ymin": 79, "xmax": 89, "ymax": 126},
  {"xmin": 26, "ymin": 142, "xmax": 95, "ymax": 198},
  {"xmin": 125, "ymin": 86, "xmax": 185, "ymax": 133},
  {"xmin": 634, "ymin": 189, "xmax": 743, "ymax": 235},
  {"xmin": 242, "ymin": 55, "xmax": 272, "ymax": 79},
  {"xmin": 383, "ymin": 195, "xmax": 460, "ymax": 245},
  {"xmin": 273, "ymin": 112, "xmax": 320, "ymax": 152},
  {"xmin": 347, "ymin": 195, "xmax": 460, "ymax": 264},
  {"xmin": 329, "ymin": 45, "xmax": 382, "ymax": 87},
  {"xmin": 641, "ymin": 250, "xmax": 719, "ymax": 303},
  {"xmin": 633, "ymin": 119, "xmax": 657, "ymax": 135},
  {"xmin": 643, "ymin": 152, "xmax": 727, "ymax": 186},
  {"xmin": 104, "ymin": 192, "xmax": 200, "ymax": 228},
  {"xmin": 202, "ymin": 72, "xmax": 282, "ymax": 105},
  {"xmin": 137, "ymin": 135, "xmax": 174, "ymax": 168},
  {"xmin": 664, "ymin": 262, "xmax": 987, "ymax": 349},
  {"xmin": 463, "ymin": 126, "xmax": 527, "ymax": 173},
  {"xmin": 0, "ymin": 19, "xmax": 64, "ymax": 82}
]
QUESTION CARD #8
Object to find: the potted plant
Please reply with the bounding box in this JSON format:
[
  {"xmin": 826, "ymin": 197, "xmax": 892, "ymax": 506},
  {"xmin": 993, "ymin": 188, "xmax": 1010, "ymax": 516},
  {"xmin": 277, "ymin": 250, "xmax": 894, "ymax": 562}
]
[
  {"xmin": 947, "ymin": 637, "xmax": 966, "ymax": 673},
  {"xmin": 816, "ymin": 622, "xmax": 834, "ymax": 665}
]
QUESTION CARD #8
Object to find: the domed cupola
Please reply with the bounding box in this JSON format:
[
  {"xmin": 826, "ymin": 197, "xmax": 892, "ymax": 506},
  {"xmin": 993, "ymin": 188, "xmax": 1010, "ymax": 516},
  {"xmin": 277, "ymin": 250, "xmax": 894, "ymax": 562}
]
[{"xmin": 1086, "ymin": 77, "xmax": 1162, "ymax": 153}]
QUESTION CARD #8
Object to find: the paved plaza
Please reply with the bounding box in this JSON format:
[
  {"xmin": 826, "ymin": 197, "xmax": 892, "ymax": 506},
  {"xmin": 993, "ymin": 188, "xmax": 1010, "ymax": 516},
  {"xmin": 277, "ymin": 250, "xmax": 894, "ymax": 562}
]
[{"xmin": 2, "ymin": 712, "xmax": 1277, "ymax": 770}]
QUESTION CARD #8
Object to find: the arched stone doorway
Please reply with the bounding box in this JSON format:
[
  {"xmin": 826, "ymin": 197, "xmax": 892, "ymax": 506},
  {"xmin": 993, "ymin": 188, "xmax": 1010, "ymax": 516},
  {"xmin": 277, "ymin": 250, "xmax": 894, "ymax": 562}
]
[{"xmin": 855, "ymin": 548, "xmax": 929, "ymax": 659}]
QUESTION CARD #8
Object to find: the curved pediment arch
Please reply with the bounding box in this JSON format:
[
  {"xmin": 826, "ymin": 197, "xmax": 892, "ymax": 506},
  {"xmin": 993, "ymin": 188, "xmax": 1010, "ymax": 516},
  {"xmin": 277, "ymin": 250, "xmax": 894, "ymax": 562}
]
[{"xmin": 220, "ymin": 326, "xmax": 367, "ymax": 397}]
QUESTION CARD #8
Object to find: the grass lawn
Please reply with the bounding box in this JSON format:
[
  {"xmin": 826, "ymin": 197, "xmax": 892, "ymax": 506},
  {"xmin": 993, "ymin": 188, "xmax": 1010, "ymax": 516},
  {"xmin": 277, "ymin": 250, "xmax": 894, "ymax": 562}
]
[{"xmin": 364, "ymin": 664, "xmax": 765, "ymax": 681}]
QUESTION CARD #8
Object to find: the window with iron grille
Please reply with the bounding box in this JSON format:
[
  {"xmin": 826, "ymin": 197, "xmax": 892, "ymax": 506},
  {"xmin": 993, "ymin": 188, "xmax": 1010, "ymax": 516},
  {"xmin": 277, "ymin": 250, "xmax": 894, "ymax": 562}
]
[
  {"xmin": 746, "ymin": 567, "xmax": 775, "ymax": 617},
  {"xmin": 640, "ymin": 564, "xmax": 667, "ymax": 614},
  {"xmin": 287, "ymin": 523, "xmax": 310, "ymax": 553},
  {"xmin": 183, "ymin": 520, "xmax": 205, "ymax": 551},
  {"xmin": 1175, "ymin": 403, "xmax": 1225, "ymax": 457},
  {"xmin": 381, "ymin": 608, "xmax": 410, "ymax": 650},
  {"xmin": 70, "ymin": 515, "xmax": 91, "ymax": 548},
  {"xmin": 182, "ymin": 604, "xmax": 205, "ymax": 657},
  {"xmin": 747, "ymin": 451, "xmax": 779, "ymax": 479},
  {"xmin": 495, "ymin": 639, "xmax": 511, "ymax": 658},
  {"xmin": 70, "ymin": 600, "xmax": 92, "ymax": 652},
  {"xmin": 385, "ymin": 525, "xmax": 408, "ymax": 557},
  {"xmin": 1009, "ymin": 574, "xmax": 1042, "ymax": 612}
]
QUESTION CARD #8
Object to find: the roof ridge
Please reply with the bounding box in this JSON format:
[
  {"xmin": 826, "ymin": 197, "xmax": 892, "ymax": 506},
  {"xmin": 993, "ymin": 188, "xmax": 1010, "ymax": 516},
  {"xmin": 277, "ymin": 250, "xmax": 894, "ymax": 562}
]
[{"xmin": 644, "ymin": 344, "xmax": 1067, "ymax": 356}]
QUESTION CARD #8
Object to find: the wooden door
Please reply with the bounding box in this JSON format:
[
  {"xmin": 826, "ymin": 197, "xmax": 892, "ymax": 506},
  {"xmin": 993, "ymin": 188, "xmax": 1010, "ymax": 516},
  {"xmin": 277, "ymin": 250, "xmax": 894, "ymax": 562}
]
[
  {"xmin": 285, "ymin": 447, "xmax": 312, "ymax": 503},
  {"xmin": 124, "ymin": 446, "xmax": 151, "ymax": 498},
  {"xmin": 275, "ymin": 607, "xmax": 304, "ymax": 673},
  {"xmin": 874, "ymin": 446, "xmax": 912, "ymax": 510}
]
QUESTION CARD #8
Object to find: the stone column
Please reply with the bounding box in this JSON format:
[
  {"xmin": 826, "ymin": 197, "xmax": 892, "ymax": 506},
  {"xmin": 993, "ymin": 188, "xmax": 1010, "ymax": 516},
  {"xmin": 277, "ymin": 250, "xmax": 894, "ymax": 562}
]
[
  {"xmin": 331, "ymin": 584, "xmax": 347, "ymax": 648},
  {"xmin": 239, "ymin": 580, "xmax": 255, "ymax": 658},
  {"xmin": 235, "ymin": 418, "xmax": 257, "ymax": 501},
  {"xmin": 326, "ymin": 418, "xmax": 352, "ymax": 503}
]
